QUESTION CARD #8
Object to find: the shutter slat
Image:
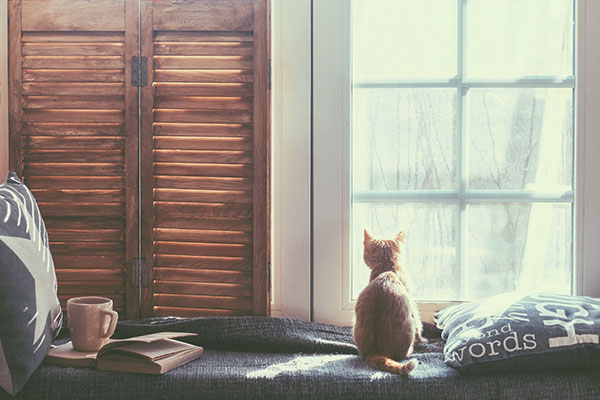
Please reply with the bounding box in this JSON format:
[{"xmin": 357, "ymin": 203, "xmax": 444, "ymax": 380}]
[
  {"xmin": 154, "ymin": 241, "xmax": 251, "ymax": 258},
  {"xmin": 154, "ymin": 163, "xmax": 253, "ymax": 177},
  {"xmin": 154, "ymin": 281, "xmax": 252, "ymax": 297},
  {"xmin": 154, "ymin": 228, "xmax": 252, "ymax": 244},
  {"xmin": 55, "ymin": 269, "xmax": 124, "ymax": 282},
  {"xmin": 31, "ymin": 189, "xmax": 124, "ymax": 203},
  {"xmin": 26, "ymin": 136, "xmax": 125, "ymax": 149},
  {"xmin": 53, "ymin": 255, "xmax": 124, "ymax": 269},
  {"xmin": 154, "ymin": 202, "xmax": 253, "ymax": 218},
  {"xmin": 155, "ymin": 96, "xmax": 252, "ymax": 110},
  {"xmin": 23, "ymin": 123, "xmax": 123, "ymax": 136},
  {"xmin": 23, "ymin": 95, "xmax": 125, "ymax": 109},
  {"xmin": 154, "ymin": 307, "xmax": 249, "ymax": 317},
  {"xmin": 154, "ymin": 254, "xmax": 252, "ymax": 271},
  {"xmin": 154, "ymin": 31, "xmax": 253, "ymax": 42},
  {"xmin": 23, "ymin": 32, "xmax": 125, "ymax": 43},
  {"xmin": 154, "ymin": 216, "xmax": 252, "ymax": 231},
  {"xmin": 23, "ymin": 56, "xmax": 125, "ymax": 69},
  {"xmin": 24, "ymin": 70, "xmax": 125, "ymax": 83},
  {"xmin": 154, "ymin": 268, "xmax": 252, "ymax": 283},
  {"xmin": 154, "ymin": 294, "xmax": 252, "ymax": 311},
  {"xmin": 22, "ymin": 43, "xmax": 124, "ymax": 56},
  {"xmin": 26, "ymin": 176, "xmax": 124, "ymax": 190},
  {"xmin": 154, "ymin": 109, "xmax": 252, "ymax": 123},
  {"xmin": 154, "ymin": 122, "xmax": 252, "ymax": 137},
  {"xmin": 154, "ymin": 149, "xmax": 252, "ymax": 164},
  {"xmin": 154, "ymin": 136, "xmax": 252, "ymax": 150},
  {"xmin": 154, "ymin": 176, "xmax": 253, "ymax": 190},
  {"xmin": 25, "ymin": 163, "xmax": 124, "ymax": 176},
  {"xmin": 25, "ymin": 150, "xmax": 124, "ymax": 163},
  {"xmin": 23, "ymin": 82, "xmax": 124, "ymax": 96},
  {"xmin": 153, "ymin": 189, "xmax": 252, "ymax": 204},
  {"xmin": 153, "ymin": 56, "xmax": 253, "ymax": 70},
  {"xmin": 154, "ymin": 70, "xmax": 253, "ymax": 83},
  {"xmin": 39, "ymin": 203, "xmax": 124, "ymax": 216}
]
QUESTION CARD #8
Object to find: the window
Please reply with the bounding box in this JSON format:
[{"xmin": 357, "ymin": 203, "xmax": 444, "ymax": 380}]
[
  {"xmin": 273, "ymin": 0, "xmax": 600, "ymax": 324},
  {"xmin": 350, "ymin": 0, "xmax": 575, "ymax": 302}
]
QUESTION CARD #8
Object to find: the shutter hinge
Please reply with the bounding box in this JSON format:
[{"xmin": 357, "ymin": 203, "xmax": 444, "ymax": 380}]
[
  {"xmin": 267, "ymin": 59, "xmax": 271, "ymax": 90},
  {"xmin": 132, "ymin": 258, "xmax": 149, "ymax": 288},
  {"xmin": 131, "ymin": 56, "xmax": 148, "ymax": 87}
]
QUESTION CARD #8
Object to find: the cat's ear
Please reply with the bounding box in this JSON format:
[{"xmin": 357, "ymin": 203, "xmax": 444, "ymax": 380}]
[
  {"xmin": 364, "ymin": 229, "xmax": 373, "ymax": 244},
  {"xmin": 395, "ymin": 231, "xmax": 406, "ymax": 243}
]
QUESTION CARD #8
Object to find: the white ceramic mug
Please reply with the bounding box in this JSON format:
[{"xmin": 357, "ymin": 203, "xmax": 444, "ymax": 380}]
[{"xmin": 67, "ymin": 296, "xmax": 118, "ymax": 352}]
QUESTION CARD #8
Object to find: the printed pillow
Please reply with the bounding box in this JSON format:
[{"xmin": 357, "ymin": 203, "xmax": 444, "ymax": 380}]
[
  {"xmin": 0, "ymin": 171, "xmax": 62, "ymax": 395},
  {"xmin": 434, "ymin": 292, "xmax": 600, "ymax": 373}
]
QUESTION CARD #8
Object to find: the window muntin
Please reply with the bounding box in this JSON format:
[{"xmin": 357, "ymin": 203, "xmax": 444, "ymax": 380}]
[{"xmin": 350, "ymin": 0, "xmax": 575, "ymax": 301}]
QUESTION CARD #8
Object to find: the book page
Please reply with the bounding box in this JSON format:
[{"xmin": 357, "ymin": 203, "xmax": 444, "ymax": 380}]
[{"xmin": 101, "ymin": 339, "xmax": 198, "ymax": 361}]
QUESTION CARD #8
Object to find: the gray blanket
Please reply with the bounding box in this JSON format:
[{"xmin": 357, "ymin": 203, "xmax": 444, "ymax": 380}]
[{"xmin": 4, "ymin": 317, "xmax": 600, "ymax": 400}]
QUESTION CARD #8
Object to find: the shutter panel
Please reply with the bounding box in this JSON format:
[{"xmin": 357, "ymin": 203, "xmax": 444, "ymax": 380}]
[
  {"xmin": 8, "ymin": 0, "xmax": 139, "ymax": 317},
  {"xmin": 140, "ymin": 0, "xmax": 269, "ymax": 317}
]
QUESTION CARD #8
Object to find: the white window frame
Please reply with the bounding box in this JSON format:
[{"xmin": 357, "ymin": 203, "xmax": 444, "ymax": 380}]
[{"xmin": 272, "ymin": 0, "xmax": 600, "ymax": 325}]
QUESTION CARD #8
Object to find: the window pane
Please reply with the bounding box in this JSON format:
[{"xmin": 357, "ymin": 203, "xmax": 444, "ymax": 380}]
[
  {"xmin": 352, "ymin": 0, "xmax": 457, "ymax": 80},
  {"xmin": 466, "ymin": 203, "xmax": 572, "ymax": 299},
  {"xmin": 467, "ymin": 88, "xmax": 573, "ymax": 191},
  {"xmin": 352, "ymin": 203, "xmax": 457, "ymax": 301},
  {"xmin": 353, "ymin": 89, "xmax": 456, "ymax": 191},
  {"xmin": 465, "ymin": 0, "xmax": 574, "ymax": 78}
]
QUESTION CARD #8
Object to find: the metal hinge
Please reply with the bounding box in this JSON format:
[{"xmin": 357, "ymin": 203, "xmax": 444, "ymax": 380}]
[
  {"xmin": 131, "ymin": 56, "xmax": 148, "ymax": 87},
  {"xmin": 132, "ymin": 258, "xmax": 149, "ymax": 288},
  {"xmin": 267, "ymin": 59, "xmax": 271, "ymax": 90}
]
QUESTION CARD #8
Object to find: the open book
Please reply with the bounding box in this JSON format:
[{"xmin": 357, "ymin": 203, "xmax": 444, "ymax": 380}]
[{"xmin": 44, "ymin": 332, "xmax": 203, "ymax": 375}]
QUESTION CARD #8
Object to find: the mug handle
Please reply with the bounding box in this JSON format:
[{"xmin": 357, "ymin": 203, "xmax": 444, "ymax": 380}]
[{"xmin": 99, "ymin": 309, "xmax": 119, "ymax": 339}]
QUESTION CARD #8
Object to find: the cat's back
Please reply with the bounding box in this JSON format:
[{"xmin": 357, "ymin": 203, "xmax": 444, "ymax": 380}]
[
  {"xmin": 353, "ymin": 271, "xmax": 415, "ymax": 357},
  {"xmin": 355, "ymin": 271, "xmax": 409, "ymax": 314}
]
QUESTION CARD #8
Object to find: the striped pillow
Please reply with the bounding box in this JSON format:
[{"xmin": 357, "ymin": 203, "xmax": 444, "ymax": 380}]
[{"xmin": 0, "ymin": 171, "xmax": 62, "ymax": 395}]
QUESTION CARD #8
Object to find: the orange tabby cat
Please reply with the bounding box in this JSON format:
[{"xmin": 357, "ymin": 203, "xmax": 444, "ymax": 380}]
[{"xmin": 353, "ymin": 229, "xmax": 425, "ymax": 375}]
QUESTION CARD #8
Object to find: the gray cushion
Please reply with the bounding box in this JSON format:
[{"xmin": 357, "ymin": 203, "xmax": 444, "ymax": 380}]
[
  {"xmin": 434, "ymin": 292, "xmax": 600, "ymax": 373},
  {"xmin": 0, "ymin": 171, "xmax": 62, "ymax": 395}
]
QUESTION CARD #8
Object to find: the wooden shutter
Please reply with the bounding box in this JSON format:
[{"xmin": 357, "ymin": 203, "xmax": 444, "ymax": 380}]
[
  {"xmin": 8, "ymin": 0, "xmax": 139, "ymax": 317},
  {"xmin": 140, "ymin": 0, "xmax": 270, "ymax": 317}
]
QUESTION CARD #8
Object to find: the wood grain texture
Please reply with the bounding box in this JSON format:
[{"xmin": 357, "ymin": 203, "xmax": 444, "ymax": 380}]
[
  {"xmin": 22, "ymin": 123, "xmax": 124, "ymax": 136},
  {"xmin": 154, "ymin": 175, "xmax": 253, "ymax": 190},
  {"xmin": 154, "ymin": 281, "xmax": 252, "ymax": 297},
  {"xmin": 23, "ymin": 56, "xmax": 125, "ymax": 69},
  {"xmin": 153, "ymin": 228, "xmax": 252, "ymax": 244},
  {"xmin": 154, "ymin": 122, "xmax": 252, "ymax": 137},
  {"xmin": 153, "ymin": 56, "xmax": 253, "ymax": 70},
  {"xmin": 153, "ymin": 267, "xmax": 252, "ymax": 283},
  {"xmin": 8, "ymin": 0, "xmax": 23, "ymax": 177},
  {"xmin": 124, "ymin": 0, "xmax": 141, "ymax": 319},
  {"xmin": 23, "ymin": 69, "xmax": 125, "ymax": 83},
  {"xmin": 154, "ymin": 215, "xmax": 252, "ymax": 231},
  {"xmin": 139, "ymin": 0, "xmax": 155, "ymax": 317},
  {"xmin": 153, "ymin": 69, "xmax": 253, "ymax": 83},
  {"xmin": 153, "ymin": 149, "xmax": 252, "ymax": 164},
  {"xmin": 9, "ymin": 8, "xmax": 130, "ymax": 316},
  {"xmin": 252, "ymin": 0, "xmax": 269, "ymax": 315},
  {"xmin": 0, "ymin": 1, "xmax": 7, "ymax": 181},
  {"xmin": 21, "ymin": 0, "xmax": 125, "ymax": 31},
  {"xmin": 154, "ymin": 254, "xmax": 252, "ymax": 271},
  {"xmin": 152, "ymin": 0, "xmax": 254, "ymax": 31},
  {"xmin": 153, "ymin": 293, "xmax": 252, "ymax": 311},
  {"xmin": 154, "ymin": 306, "xmax": 250, "ymax": 317}
]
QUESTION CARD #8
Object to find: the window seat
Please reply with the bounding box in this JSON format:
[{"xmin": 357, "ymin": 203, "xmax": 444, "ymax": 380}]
[{"xmin": 4, "ymin": 317, "xmax": 600, "ymax": 400}]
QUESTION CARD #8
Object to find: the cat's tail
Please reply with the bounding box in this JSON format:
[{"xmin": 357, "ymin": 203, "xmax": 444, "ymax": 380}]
[{"xmin": 366, "ymin": 355, "xmax": 418, "ymax": 375}]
